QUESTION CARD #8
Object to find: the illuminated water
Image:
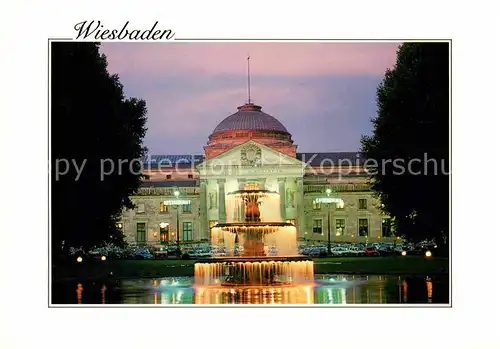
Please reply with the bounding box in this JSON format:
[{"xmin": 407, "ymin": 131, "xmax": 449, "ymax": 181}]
[
  {"xmin": 194, "ymin": 260, "xmax": 315, "ymax": 286},
  {"xmin": 52, "ymin": 274, "xmax": 449, "ymax": 304}
]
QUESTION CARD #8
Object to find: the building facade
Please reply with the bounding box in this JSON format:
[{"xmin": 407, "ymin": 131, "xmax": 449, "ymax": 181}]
[{"xmin": 120, "ymin": 102, "xmax": 394, "ymax": 245}]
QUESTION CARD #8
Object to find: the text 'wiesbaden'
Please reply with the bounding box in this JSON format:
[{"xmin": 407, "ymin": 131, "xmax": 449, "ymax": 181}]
[{"xmin": 74, "ymin": 21, "xmax": 175, "ymax": 40}]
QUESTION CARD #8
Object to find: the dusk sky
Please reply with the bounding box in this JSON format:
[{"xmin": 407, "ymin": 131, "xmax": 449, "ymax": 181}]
[{"xmin": 100, "ymin": 42, "xmax": 400, "ymax": 155}]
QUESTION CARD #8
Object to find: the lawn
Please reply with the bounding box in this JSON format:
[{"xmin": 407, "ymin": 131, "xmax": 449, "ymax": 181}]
[{"xmin": 52, "ymin": 256, "xmax": 448, "ymax": 282}]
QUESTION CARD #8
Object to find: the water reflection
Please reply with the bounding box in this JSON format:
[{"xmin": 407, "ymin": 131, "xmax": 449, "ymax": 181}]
[
  {"xmin": 194, "ymin": 285, "xmax": 315, "ymax": 304},
  {"xmin": 54, "ymin": 274, "xmax": 448, "ymax": 305},
  {"xmin": 76, "ymin": 283, "xmax": 83, "ymax": 304},
  {"xmin": 426, "ymin": 277, "xmax": 433, "ymax": 303}
]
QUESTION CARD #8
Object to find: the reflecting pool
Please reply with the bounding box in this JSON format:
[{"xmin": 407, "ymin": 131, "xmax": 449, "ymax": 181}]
[{"xmin": 52, "ymin": 274, "xmax": 449, "ymax": 305}]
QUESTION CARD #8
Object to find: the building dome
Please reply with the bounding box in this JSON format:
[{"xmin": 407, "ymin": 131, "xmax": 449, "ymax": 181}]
[
  {"xmin": 212, "ymin": 103, "xmax": 289, "ymax": 134},
  {"xmin": 204, "ymin": 103, "xmax": 297, "ymax": 159}
]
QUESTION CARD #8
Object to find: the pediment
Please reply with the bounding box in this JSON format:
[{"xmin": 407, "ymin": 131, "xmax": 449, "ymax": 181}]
[{"xmin": 197, "ymin": 140, "xmax": 304, "ymax": 171}]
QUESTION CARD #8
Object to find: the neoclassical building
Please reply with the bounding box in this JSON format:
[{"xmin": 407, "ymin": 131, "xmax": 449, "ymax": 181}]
[{"xmin": 119, "ymin": 102, "xmax": 394, "ymax": 245}]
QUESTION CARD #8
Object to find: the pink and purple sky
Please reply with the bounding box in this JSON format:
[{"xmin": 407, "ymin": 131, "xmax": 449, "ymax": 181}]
[{"xmin": 99, "ymin": 42, "xmax": 400, "ymax": 155}]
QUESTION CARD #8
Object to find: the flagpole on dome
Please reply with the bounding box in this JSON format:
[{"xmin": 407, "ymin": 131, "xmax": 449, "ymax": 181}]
[{"xmin": 247, "ymin": 53, "xmax": 252, "ymax": 104}]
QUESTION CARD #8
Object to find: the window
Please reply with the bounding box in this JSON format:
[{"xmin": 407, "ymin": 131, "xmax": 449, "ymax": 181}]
[
  {"xmin": 160, "ymin": 202, "xmax": 169, "ymax": 213},
  {"xmin": 286, "ymin": 219, "xmax": 296, "ymax": 226},
  {"xmin": 136, "ymin": 222, "xmax": 146, "ymax": 242},
  {"xmin": 335, "ymin": 219, "xmax": 345, "ymax": 236},
  {"xmin": 137, "ymin": 203, "xmax": 145, "ymax": 214},
  {"xmin": 382, "ymin": 218, "xmax": 392, "ymax": 237},
  {"xmin": 358, "ymin": 219, "xmax": 369, "ymax": 237},
  {"xmin": 182, "ymin": 203, "xmax": 192, "ymax": 213},
  {"xmin": 313, "ymin": 219, "xmax": 322, "ymax": 234},
  {"xmin": 312, "ymin": 200, "xmax": 321, "ymax": 210},
  {"xmin": 166, "ymin": 174, "xmax": 172, "ymax": 179},
  {"xmin": 183, "ymin": 222, "xmax": 192, "ymax": 240},
  {"xmin": 188, "ymin": 174, "xmax": 193, "ymax": 179},
  {"xmin": 160, "ymin": 224, "xmax": 169, "ymax": 244},
  {"xmin": 358, "ymin": 198, "xmax": 367, "ymax": 210},
  {"xmin": 336, "ymin": 202, "xmax": 345, "ymax": 210}
]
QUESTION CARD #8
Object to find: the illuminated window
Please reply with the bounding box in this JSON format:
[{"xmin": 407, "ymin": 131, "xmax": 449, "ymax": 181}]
[
  {"xmin": 381, "ymin": 218, "xmax": 393, "ymax": 237},
  {"xmin": 136, "ymin": 222, "xmax": 146, "ymax": 242},
  {"xmin": 182, "ymin": 203, "xmax": 192, "ymax": 213},
  {"xmin": 182, "ymin": 222, "xmax": 192, "ymax": 240},
  {"xmin": 160, "ymin": 202, "xmax": 169, "ymax": 213},
  {"xmin": 358, "ymin": 219, "xmax": 369, "ymax": 237},
  {"xmin": 313, "ymin": 200, "xmax": 321, "ymax": 210},
  {"xmin": 335, "ymin": 219, "xmax": 345, "ymax": 236},
  {"xmin": 116, "ymin": 222, "xmax": 123, "ymax": 230},
  {"xmin": 313, "ymin": 219, "xmax": 322, "ymax": 234},
  {"xmin": 137, "ymin": 203, "xmax": 145, "ymax": 214},
  {"xmin": 358, "ymin": 199, "xmax": 367, "ymax": 210}
]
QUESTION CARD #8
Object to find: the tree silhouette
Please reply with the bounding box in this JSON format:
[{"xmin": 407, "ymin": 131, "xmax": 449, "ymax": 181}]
[
  {"xmin": 361, "ymin": 42, "xmax": 449, "ymax": 246},
  {"xmin": 51, "ymin": 42, "xmax": 147, "ymax": 256}
]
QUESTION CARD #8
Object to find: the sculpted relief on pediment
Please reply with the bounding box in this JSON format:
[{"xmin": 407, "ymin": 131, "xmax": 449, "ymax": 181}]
[{"xmin": 240, "ymin": 144, "xmax": 262, "ymax": 167}]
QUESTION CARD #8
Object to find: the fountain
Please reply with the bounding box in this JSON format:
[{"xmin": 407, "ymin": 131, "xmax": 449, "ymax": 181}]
[{"xmin": 194, "ymin": 184, "xmax": 315, "ymax": 287}]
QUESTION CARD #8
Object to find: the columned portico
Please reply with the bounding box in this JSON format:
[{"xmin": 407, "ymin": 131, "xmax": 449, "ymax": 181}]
[{"xmin": 197, "ymin": 141, "xmax": 306, "ymax": 231}]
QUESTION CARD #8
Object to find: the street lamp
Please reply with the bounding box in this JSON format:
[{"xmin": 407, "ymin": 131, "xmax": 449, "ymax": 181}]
[
  {"xmin": 174, "ymin": 190, "xmax": 181, "ymax": 257},
  {"xmin": 313, "ymin": 188, "xmax": 343, "ymax": 256},
  {"xmin": 163, "ymin": 190, "xmax": 191, "ymax": 259},
  {"xmin": 326, "ymin": 189, "xmax": 332, "ymax": 255}
]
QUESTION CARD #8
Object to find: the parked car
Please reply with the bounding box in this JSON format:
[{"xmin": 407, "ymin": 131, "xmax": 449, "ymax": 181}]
[
  {"xmin": 330, "ymin": 246, "xmax": 347, "ymax": 256},
  {"xmin": 134, "ymin": 247, "xmax": 154, "ymax": 259},
  {"xmin": 153, "ymin": 247, "xmax": 169, "ymax": 259},
  {"xmin": 346, "ymin": 245, "xmax": 365, "ymax": 256},
  {"xmin": 365, "ymin": 247, "xmax": 380, "ymax": 256}
]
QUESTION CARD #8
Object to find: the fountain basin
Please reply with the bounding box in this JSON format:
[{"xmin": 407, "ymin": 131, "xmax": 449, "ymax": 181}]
[
  {"xmin": 197, "ymin": 256, "xmax": 311, "ymax": 263},
  {"xmin": 194, "ymin": 258, "xmax": 315, "ymax": 287}
]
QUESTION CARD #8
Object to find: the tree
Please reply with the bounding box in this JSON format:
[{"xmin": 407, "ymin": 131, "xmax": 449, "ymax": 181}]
[
  {"xmin": 51, "ymin": 42, "xmax": 147, "ymax": 256},
  {"xmin": 361, "ymin": 43, "xmax": 449, "ymax": 246}
]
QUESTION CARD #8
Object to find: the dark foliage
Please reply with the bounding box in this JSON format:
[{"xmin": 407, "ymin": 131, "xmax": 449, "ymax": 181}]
[
  {"xmin": 361, "ymin": 43, "xmax": 449, "ymax": 245},
  {"xmin": 51, "ymin": 42, "xmax": 147, "ymax": 255}
]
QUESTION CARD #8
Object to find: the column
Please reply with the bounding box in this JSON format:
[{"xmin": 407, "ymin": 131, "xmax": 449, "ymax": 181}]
[
  {"xmin": 237, "ymin": 179, "xmax": 245, "ymax": 222},
  {"xmin": 297, "ymin": 177, "xmax": 305, "ymax": 238},
  {"xmin": 199, "ymin": 179, "xmax": 208, "ymax": 240},
  {"xmin": 218, "ymin": 179, "xmax": 226, "ymax": 223},
  {"xmin": 278, "ymin": 177, "xmax": 286, "ymax": 221}
]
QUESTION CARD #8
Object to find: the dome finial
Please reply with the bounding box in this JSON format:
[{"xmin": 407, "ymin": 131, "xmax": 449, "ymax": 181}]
[{"xmin": 247, "ymin": 54, "xmax": 252, "ymax": 104}]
